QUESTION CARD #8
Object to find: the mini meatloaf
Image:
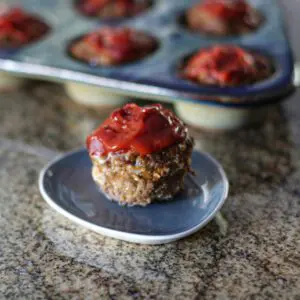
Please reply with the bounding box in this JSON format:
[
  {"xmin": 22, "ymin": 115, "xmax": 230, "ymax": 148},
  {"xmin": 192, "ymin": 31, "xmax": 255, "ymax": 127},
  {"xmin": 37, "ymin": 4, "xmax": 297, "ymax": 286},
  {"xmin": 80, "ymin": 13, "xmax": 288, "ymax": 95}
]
[
  {"xmin": 86, "ymin": 103, "xmax": 194, "ymax": 206},
  {"xmin": 183, "ymin": 45, "xmax": 273, "ymax": 87},
  {"xmin": 186, "ymin": 0, "xmax": 263, "ymax": 36},
  {"xmin": 69, "ymin": 27, "xmax": 157, "ymax": 66},
  {"xmin": 0, "ymin": 8, "xmax": 50, "ymax": 49},
  {"xmin": 75, "ymin": 0, "xmax": 150, "ymax": 19}
]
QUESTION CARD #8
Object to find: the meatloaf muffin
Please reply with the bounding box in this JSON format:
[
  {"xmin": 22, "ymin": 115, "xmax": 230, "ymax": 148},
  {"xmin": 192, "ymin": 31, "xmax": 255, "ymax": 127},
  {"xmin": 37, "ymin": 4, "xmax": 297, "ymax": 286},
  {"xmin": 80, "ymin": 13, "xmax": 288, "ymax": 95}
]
[
  {"xmin": 69, "ymin": 27, "xmax": 157, "ymax": 66},
  {"xmin": 75, "ymin": 0, "xmax": 151, "ymax": 19},
  {"xmin": 186, "ymin": 0, "xmax": 263, "ymax": 36},
  {"xmin": 0, "ymin": 8, "xmax": 50, "ymax": 49},
  {"xmin": 182, "ymin": 45, "xmax": 273, "ymax": 87},
  {"xmin": 86, "ymin": 103, "xmax": 194, "ymax": 206}
]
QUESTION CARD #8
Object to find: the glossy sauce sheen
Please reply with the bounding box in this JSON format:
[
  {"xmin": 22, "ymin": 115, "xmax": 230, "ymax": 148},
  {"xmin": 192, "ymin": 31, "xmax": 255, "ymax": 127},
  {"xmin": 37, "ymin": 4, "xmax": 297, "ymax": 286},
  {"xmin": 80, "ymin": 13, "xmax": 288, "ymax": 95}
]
[{"xmin": 87, "ymin": 104, "xmax": 187, "ymax": 156}]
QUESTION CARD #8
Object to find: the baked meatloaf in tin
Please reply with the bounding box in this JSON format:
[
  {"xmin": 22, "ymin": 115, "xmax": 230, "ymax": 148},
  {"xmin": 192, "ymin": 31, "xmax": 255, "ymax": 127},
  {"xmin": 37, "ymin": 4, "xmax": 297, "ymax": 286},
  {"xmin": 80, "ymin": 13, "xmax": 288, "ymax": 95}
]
[
  {"xmin": 0, "ymin": 8, "xmax": 50, "ymax": 49},
  {"xmin": 183, "ymin": 45, "xmax": 273, "ymax": 87},
  {"xmin": 186, "ymin": 0, "xmax": 263, "ymax": 36},
  {"xmin": 76, "ymin": 0, "xmax": 151, "ymax": 19},
  {"xmin": 69, "ymin": 27, "xmax": 158, "ymax": 66}
]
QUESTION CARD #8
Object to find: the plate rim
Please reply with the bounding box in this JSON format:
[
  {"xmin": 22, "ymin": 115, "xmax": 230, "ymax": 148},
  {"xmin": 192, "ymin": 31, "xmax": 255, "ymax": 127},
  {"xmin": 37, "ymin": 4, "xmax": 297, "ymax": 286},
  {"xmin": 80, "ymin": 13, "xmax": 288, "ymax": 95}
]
[{"xmin": 39, "ymin": 148, "xmax": 229, "ymax": 244}]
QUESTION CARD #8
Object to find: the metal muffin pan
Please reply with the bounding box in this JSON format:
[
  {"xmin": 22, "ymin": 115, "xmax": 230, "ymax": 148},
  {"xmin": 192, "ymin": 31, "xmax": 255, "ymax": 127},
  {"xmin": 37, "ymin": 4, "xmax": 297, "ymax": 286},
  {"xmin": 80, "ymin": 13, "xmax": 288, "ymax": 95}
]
[{"xmin": 0, "ymin": 0, "xmax": 295, "ymax": 107}]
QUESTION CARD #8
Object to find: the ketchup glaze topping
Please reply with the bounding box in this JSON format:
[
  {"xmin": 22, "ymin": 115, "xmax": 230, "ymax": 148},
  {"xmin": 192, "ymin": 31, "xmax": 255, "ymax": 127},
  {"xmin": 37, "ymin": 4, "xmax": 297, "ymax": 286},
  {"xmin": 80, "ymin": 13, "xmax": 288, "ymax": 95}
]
[
  {"xmin": 0, "ymin": 8, "xmax": 50, "ymax": 48},
  {"xmin": 81, "ymin": 27, "xmax": 156, "ymax": 63},
  {"xmin": 87, "ymin": 103, "xmax": 187, "ymax": 156},
  {"xmin": 183, "ymin": 45, "xmax": 271, "ymax": 86},
  {"xmin": 77, "ymin": 0, "xmax": 145, "ymax": 17},
  {"xmin": 196, "ymin": 0, "xmax": 253, "ymax": 22}
]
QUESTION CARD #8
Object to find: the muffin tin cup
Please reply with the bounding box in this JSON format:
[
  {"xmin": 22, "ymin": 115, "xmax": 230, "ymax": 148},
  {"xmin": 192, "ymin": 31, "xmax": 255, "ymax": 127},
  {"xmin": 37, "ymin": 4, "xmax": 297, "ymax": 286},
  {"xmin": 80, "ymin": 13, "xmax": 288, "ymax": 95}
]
[
  {"xmin": 0, "ymin": 71, "xmax": 26, "ymax": 90},
  {"xmin": 0, "ymin": 0, "xmax": 294, "ymax": 110},
  {"xmin": 64, "ymin": 81, "xmax": 127, "ymax": 107},
  {"xmin": 175, "ymin": 101, "xmax": 272, "ymax": 131}
]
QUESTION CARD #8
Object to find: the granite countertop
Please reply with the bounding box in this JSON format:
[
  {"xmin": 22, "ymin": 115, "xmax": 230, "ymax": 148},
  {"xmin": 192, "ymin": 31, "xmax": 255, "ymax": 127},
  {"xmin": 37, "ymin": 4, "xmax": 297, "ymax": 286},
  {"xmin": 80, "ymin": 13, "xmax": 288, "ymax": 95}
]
[
  {"xmin": 0, "ymin": 81, "xmax": 300, "ymax": 300},
  {"xmin": 1, "ymin": 2, "xmax": 300, "ymax": 300}
]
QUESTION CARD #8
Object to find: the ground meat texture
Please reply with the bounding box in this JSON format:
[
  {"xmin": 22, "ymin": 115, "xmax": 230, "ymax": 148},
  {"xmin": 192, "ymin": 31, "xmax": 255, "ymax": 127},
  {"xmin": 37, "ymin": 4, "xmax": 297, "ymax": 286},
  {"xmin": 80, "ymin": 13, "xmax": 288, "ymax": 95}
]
[
  {"xmin": 0, "ymin": 8, "xmax": 50, "ymax": 49},
  {"xmin": 183, "ymin": 45, "xmax": 273, "ymax": 87},
  {"xmin": 90, "ymin": 136, "xmax": 194, "ymax": 206},
  {"xmin": 69, "ymin": 27, "xmax": 157, "ymax": 66},
  {"xmin": 186, "ymin": 0, "xmax": 263, "ymax": 36},
  {"xmin": 75, "ymin": 0, "xmax": 150, "ymax": 19}
]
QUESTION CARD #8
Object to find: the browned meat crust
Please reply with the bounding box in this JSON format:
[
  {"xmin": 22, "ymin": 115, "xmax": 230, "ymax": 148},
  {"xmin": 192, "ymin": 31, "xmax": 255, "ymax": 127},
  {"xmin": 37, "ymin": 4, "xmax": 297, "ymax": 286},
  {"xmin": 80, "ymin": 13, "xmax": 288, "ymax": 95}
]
[{"xmin": 90, "ymin": 136, "xmax": 194, "ymax": 206}]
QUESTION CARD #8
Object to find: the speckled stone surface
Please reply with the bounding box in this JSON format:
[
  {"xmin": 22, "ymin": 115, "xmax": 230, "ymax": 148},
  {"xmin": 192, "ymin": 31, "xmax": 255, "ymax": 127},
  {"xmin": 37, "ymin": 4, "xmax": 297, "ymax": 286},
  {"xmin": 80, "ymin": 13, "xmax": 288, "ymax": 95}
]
[
  {"xmin": 0, "ymin": 81, "xmax": 300, "ymax": 300},
  {"xmin": 1, "ymin": 0, "xmax": 300, "ymax": 297}
]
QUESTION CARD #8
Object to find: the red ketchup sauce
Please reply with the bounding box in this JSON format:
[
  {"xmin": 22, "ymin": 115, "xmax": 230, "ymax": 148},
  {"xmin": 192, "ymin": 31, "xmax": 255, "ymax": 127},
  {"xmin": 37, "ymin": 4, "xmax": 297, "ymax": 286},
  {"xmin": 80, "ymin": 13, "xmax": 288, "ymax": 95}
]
[
  {"xmin": 0, "ymin": 8, "xmax": 49, "ymax": 48},
  {"xmin": 83, "ymin": 27, "xmax": 141, "ymax": 62},
  {"xmin": 77, "ymin": 0, "xmax": 135, "ymax": 16},
  {"xmin": 87, "ymin": 103, "xmax": 187, "ymax": 156},
  {"xmin": 184, "ymin": 45, "xmax": 261, "ymax": 86},
  {"xmin": 197, "ymin": 0, "xmax": 250, "ymax": 20}
]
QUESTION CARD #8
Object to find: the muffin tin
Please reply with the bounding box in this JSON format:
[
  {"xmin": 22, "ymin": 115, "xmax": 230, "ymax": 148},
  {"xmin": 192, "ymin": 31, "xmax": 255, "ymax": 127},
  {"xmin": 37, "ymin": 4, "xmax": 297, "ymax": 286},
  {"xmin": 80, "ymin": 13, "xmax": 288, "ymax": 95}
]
[{"xmin": 0, "ymin": 0, "xmax": 294, "ymax": 106}]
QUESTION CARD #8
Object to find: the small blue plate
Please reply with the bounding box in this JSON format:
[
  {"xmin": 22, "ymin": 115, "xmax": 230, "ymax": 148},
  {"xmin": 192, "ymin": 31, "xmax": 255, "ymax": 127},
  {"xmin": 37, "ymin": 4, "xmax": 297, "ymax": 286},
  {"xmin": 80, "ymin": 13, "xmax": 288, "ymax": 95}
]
[{"xmin": 39, "ymin": 149, "xmax": 229, "ymax": 244}]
